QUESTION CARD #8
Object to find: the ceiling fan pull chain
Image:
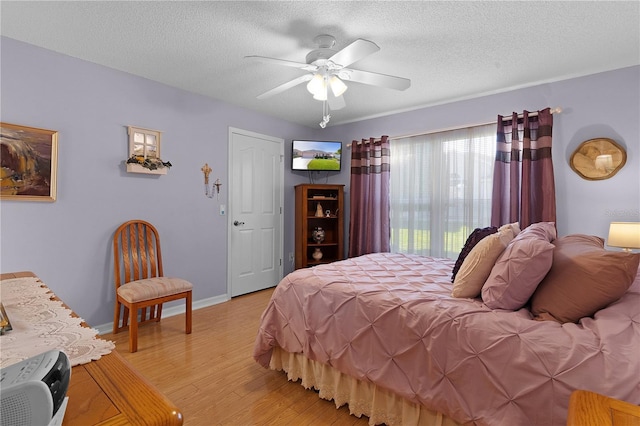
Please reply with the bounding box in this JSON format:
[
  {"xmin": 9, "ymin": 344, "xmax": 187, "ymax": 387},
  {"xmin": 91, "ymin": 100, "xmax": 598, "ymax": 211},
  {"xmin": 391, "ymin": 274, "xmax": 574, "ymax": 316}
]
[{"xmin": 319, "ymin": 100, "xmax": 331, "ymax": 128}]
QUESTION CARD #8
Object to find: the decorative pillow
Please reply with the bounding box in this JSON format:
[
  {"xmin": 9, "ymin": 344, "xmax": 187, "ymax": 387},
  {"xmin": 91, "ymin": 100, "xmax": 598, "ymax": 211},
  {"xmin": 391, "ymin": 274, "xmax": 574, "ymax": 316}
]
[
  {"xmin": 451, "ymin": 226, "xmax": 498, "ymax": 282},
  {"xmin": 452, "ymin": 227, "xmax": 515, "ymax": 298},
  {"xmin": 499, "ymin": 222, "xmax": 521, "ymax": 237},
  {"xmin": 482, "ymin": 238, "xmax": 554, "ymax": 310},
  {"xmin": 530, "ymin": 234, "xmax": 640, "ymax": 323},
  {"xmin": 512, "ymin": 221, "xmax": 556, "ymax": 243}
]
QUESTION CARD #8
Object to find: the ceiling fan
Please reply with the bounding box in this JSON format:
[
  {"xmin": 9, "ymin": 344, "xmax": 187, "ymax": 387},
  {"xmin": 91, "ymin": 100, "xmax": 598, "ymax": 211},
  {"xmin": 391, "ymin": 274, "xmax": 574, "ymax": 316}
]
[{"xmin": 246, "ymin": 35, "xmax": 411, "ymax": 127}]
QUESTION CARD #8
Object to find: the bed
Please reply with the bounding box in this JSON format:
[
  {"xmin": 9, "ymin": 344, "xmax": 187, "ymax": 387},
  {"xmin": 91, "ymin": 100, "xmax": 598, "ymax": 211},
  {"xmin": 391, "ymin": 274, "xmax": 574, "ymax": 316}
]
[{"xmin": 253, "ymin": 226, "xmax": 640, "ymax": 426}]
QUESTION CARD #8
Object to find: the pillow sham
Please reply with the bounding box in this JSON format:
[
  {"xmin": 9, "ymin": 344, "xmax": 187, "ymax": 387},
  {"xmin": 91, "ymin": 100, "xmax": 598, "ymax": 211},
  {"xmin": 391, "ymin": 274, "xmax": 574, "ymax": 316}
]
[
  {"xmin": 512, "ymin": 221, "xmax": 556, "ymax": 243},
  {"xmin": 451, "ymin": 226, "xmax": 498, "ymax": 282},
  {"xmin": 530, "ymin": 234, "xmax": 640, "ymax": 323},
  {"xmin": 482, "ymin": 238, "xmax": 554, "ymax": 310},
  {"xmin": 499, "ymin": 222, "xmax": 521, "ymax": 237},
  {"xmin": 481, "ymin": 221, "xmax": 557, "ymax": 310},
  {"xmin": 452, "ymin": 227, "xmax": 515, "ymax": 298}
]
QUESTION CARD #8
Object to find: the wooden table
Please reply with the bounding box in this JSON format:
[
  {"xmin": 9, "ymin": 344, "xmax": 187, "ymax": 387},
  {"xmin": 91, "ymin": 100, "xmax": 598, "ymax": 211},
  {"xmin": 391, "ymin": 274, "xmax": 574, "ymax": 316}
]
[
  {"xmin": 567, "ymin": 390, "xmax": 640, "ymax": 426},
  {"xmin": 0, "ymin": 272, "xmax": 183, "ymax": 426}
]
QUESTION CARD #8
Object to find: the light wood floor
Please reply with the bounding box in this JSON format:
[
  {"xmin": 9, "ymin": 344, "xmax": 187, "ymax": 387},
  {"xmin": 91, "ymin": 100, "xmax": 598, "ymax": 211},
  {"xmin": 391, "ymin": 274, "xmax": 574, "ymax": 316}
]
[{"xmin": 101, "ymin": 287, "xmax": 371, "ymax": 426}]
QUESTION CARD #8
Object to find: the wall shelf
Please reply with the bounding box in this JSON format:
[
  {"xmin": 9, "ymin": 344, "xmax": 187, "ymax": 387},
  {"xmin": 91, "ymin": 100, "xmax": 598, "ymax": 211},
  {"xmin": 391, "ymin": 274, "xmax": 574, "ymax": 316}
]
[{"xmin": 126, "ymin": 163, "xmax": 168, "ymax": 175}]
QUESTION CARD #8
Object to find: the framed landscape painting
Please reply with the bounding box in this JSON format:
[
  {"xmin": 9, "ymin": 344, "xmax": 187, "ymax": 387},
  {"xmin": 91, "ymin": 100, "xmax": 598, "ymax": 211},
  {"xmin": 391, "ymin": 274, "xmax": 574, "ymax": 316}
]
[{"xmin": 0, "ymin": 122, "xmax": 58, "ymax": 201}]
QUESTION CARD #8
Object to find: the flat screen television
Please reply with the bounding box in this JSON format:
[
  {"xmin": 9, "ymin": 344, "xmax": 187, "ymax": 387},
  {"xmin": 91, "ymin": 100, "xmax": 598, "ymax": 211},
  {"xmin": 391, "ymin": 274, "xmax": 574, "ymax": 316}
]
[{"xmin": 291, "ymin": 140, "xmax": 342, "ymax": 171}]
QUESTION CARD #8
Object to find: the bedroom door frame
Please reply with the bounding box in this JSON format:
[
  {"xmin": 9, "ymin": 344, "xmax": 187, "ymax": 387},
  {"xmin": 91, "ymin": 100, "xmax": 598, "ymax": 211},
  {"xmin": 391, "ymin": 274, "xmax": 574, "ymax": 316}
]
[{"xmin": 227, "ymin": 127, "xmax": 284, "ymax": 297}]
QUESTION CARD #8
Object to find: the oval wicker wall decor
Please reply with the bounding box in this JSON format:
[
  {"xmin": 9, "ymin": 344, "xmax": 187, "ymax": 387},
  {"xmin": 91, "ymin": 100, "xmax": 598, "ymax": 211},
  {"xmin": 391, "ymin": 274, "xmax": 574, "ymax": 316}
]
[{"xmin": 570, "ymin": 138, "xmax": 626, "ymax": 180}]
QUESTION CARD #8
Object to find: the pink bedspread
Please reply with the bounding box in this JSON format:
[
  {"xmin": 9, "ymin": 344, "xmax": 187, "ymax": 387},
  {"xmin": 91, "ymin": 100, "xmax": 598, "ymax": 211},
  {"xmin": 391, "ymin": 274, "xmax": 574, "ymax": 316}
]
[{"xmin": 254, "ymin": 253, "xmax": 640, "ymax": 425}]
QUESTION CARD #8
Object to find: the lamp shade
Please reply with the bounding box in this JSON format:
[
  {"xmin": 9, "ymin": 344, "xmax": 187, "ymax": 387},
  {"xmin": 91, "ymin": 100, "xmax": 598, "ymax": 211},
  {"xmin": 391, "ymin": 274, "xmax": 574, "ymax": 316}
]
[
  {"xmin": 608, "ymin": 222, "xmax": 640, "ymax": 251},
  {"xmin": 306, "ymin": 74, "xmax": 325, "ymax": 96},
  {"xmin": 329, "ymin": 76, "xmax": 348, "ymax": 97},
  {"xmin": 312, "ymin": 87, "xmax": 327, "ymax": 101}
]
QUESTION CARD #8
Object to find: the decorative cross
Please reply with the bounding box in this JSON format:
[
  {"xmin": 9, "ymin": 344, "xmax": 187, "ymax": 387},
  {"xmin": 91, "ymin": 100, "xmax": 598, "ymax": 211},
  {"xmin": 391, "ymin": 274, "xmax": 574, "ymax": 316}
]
[{"xmin": 201, "ymin": 163, "xmax": 212, "ymax": 185}]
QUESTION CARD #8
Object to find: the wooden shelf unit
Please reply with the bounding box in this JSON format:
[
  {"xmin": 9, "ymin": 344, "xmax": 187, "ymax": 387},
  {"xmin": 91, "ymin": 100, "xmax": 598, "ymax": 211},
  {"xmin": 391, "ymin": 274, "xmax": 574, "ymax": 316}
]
[{"xmin": 295, "ymin": 184, "xmax": 344, "ymax": 269}]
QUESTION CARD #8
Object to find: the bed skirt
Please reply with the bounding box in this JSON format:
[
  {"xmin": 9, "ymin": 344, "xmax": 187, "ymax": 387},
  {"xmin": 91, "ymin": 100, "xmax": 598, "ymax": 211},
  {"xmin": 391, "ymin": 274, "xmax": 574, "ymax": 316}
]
[{"xmin": 269, "ymin": 346, "xmax": 461, "ymax": 426}]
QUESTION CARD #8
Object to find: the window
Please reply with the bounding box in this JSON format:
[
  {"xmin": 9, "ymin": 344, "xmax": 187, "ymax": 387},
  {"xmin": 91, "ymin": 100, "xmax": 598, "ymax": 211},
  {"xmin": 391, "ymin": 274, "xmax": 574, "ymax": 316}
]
[
  {"xmin": 389, "ymin": 124, "xmax": 495, "ymax": 259},
  {"xmin": 128, "ymin": 126, "xmax": 161, "ymax": 160}
]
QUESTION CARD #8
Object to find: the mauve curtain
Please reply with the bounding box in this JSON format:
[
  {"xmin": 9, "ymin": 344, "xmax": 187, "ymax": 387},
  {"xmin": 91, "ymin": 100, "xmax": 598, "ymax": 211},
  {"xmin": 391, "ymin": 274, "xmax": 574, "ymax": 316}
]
[
  {"xmin": 491, "ymin": 108, "xmax": 556, "ymax": 229},
  {"xmin": 349, "ymin": 136, "xmax": 391, "ymax": 257}
]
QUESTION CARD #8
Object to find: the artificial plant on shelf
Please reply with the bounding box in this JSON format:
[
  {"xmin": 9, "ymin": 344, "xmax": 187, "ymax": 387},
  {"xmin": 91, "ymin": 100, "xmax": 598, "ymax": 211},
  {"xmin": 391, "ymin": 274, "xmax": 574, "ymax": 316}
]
[{"xmin": 126, "ymin": 155, "xmax": 172, "ymax": 171}]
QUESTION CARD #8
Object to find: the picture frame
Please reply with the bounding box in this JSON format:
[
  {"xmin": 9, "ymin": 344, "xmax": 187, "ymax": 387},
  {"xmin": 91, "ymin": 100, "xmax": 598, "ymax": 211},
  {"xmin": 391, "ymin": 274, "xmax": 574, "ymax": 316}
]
[
  {"xmin": 0, "ymin": 122, "xmax": 58, "ymax": 201},
  {"xmin": 570, "ymin": 137, "xmax": 626, "ymax": 181}
]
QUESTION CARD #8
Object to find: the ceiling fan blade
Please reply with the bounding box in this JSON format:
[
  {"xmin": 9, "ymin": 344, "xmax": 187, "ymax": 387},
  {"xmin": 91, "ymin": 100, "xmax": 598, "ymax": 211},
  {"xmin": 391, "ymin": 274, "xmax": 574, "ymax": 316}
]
[
  {"xmin": 245, "ymin": 55, "xmax": 317, "ymax": 72},
  {"xmin": 340, "ymin": 68, "xmax": 411, "ymax": 91},
  {"xmin": 328, "ymin": 39, "xmax": 380, "ymax": 67},
  {"xmin": 256, "ymin": 74, "xmax": 313, "ymax": 99},
  {"xmin": 328, "ymin": 94, "xmax": 346, "ymax": 111}
]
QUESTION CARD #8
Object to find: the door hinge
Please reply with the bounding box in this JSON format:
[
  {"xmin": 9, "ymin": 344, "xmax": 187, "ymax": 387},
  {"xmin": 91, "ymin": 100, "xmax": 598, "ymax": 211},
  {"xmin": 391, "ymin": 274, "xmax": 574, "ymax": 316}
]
[{"xmin": 280, "ymin": 258, "xmax": 282, "ymax": 266}]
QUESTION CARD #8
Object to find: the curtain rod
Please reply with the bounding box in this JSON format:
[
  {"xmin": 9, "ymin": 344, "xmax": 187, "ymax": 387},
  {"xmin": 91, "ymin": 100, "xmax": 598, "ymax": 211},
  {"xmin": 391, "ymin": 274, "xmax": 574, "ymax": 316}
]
[
  {"xmin": 461, "ymin": 106, "xmax": 563, "ymax": 131},
  {"xmin": 391, "ymin": 106, "xmax": 563, "ymax": 142},
  {"xmin": 347, "ymin": 137, "xmax": 383, "ymax": 148},
  {"xmin": 346, "ymin": 107, "xmax": 562, "ymax": 148},
  {"xmin": 498, "ymin": 106, "xmax": 563, "ymax": 120}
]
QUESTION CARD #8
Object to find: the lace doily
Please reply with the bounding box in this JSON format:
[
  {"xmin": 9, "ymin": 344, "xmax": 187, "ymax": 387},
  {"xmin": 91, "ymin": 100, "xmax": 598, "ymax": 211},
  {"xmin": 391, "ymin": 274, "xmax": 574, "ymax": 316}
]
[{"xmin": 0, "ymin": 277, "xmax": 115, "ymax": 368}]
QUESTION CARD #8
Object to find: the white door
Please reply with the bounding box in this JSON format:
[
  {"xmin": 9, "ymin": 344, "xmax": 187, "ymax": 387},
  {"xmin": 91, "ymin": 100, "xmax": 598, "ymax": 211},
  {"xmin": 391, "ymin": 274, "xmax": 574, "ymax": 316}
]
[{"xmin": 228, "ymin": 127, "xmax": 284, "ymax": 297}]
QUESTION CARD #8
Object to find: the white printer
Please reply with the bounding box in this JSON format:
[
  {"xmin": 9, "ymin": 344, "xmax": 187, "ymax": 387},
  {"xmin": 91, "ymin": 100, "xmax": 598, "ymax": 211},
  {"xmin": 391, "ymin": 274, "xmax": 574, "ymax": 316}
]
[{"xmin": 0, "ymin": 350, "xmax": 71, "ymax": 426}]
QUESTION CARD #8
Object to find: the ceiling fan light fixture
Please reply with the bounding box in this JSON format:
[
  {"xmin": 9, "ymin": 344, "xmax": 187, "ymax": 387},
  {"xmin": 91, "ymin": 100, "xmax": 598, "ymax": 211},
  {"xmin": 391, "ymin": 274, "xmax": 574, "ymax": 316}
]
[
  {"xmin": 329, "ymin": 75, "xmax": 348, "ymax": 97},
  {"xmin": 248, "ymin": 34, "xmax": 411, "ymax": 126},
  {"xmin": 306, "ymin": 73, "xmax": 325, "ymax": 96},
  {"xmin": 312, "ymin": 87, "xmax": 328, "ymax": 101}
]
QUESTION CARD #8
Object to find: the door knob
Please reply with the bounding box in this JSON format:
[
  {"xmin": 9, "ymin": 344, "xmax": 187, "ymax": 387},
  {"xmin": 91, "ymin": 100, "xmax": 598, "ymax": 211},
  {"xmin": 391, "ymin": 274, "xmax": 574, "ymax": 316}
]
[{"xmin": 233, "ymin": 220, "xmax": 245, "ymax": 226}]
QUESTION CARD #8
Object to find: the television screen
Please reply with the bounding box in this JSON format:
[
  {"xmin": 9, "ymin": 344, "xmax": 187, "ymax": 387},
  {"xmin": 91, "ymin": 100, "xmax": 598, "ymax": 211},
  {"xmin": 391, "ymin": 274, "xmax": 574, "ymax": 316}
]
[{"xmin": 292, "ymin": 140, "xmax": 342, "ymax": 171}]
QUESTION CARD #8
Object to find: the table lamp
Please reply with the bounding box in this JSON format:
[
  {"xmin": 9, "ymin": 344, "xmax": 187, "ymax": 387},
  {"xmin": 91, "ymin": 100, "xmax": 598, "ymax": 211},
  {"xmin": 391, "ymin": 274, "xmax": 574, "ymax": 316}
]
[{"xmin": 607, "ymin": 222, "xmax": 640, "ymax": 252}]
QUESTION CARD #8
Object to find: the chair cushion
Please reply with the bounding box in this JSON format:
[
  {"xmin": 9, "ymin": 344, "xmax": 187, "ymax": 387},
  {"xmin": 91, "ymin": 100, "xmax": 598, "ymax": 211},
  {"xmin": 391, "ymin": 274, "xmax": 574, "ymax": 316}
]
[{"xmin": 117, "ymin": 277, "xmax": 193, "ymax": 303}]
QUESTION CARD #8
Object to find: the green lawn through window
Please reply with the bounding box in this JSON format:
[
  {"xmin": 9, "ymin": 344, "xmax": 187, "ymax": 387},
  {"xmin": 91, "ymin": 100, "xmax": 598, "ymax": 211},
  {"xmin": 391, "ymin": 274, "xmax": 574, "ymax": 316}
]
[{"xmin": 392, "ymin": 226, "xmax": 472, "ymax": 258}]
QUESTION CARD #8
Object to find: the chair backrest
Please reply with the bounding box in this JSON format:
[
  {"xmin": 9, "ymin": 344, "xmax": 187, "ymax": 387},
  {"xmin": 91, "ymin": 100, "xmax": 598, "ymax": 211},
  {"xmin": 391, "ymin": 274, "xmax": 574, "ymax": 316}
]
[{"xmin": 113, "ymin": 220, "xmax": 163, "ymax": 289}]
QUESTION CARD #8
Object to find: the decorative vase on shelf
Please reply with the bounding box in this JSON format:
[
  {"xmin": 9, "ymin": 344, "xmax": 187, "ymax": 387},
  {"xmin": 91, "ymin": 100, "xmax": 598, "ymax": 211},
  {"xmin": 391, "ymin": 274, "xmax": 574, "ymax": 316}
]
[
  {"xmin": 312, "ymin": 248, "xmax": 323, "ymax": 261},
  {"xmin": 312, "ymin": 227, "xmax": 325, "ymax": 243},
  {"xmin": 315, "ymin": 202, "xmax": 324, "ymax": 217}
]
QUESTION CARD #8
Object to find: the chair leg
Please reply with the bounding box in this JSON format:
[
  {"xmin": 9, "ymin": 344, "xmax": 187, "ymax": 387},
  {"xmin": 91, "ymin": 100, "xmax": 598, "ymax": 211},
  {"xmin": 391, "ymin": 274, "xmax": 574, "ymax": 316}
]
[
  {"xmin": 156, "ymin": 304, "xmax": 163, "ymax": 322},
  {"xmin": 113, "ymin": 300, "xmax": 121, "ymax": 334},
  {"xmin": 129, "ymin": 306, "xmax": 138, "ymax": 353},
  {"xmin": 185, "ymin": 292, "xmax": 192, "ymax": 334},
  {"xmin": 122, "ymin": 307, "xmax": 130, "ymax": 327}
]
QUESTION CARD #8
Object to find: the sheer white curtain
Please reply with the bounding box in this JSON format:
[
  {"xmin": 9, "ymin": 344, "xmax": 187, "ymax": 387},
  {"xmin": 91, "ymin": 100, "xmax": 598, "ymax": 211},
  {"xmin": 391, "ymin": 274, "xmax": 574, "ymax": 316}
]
[{"xmin": 390, "ymin": 124, "xmax": 495, "ymax": 259}]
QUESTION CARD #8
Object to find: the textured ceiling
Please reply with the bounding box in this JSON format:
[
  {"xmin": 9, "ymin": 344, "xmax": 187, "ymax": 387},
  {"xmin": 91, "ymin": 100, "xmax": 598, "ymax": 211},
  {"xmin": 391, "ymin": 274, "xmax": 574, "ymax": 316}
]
[{"xmin": 1, "ymin": 1, "xmax": 639, "ymax": 128}]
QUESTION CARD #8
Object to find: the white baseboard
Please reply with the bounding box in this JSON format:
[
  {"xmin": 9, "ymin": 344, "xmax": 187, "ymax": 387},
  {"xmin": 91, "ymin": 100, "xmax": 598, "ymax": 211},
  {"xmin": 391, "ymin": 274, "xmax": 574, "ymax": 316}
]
[{"xmin": 94, "ymin": 294, "xmax": 230, "ymax": 335}]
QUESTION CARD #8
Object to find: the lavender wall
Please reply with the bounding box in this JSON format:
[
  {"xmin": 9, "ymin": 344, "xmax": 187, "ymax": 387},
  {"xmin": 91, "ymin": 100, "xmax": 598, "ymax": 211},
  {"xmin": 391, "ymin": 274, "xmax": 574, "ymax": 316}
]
[
  {"xmin": 2, "ymin": 36, "xmax": 638, "ymax": 329},
  {"xmin": 324, "ymin": 65, "xmax": 640, "ymax": 242},
  {"xmin": 0, "ymin": 37, "xmax": 317, "ymax": 328}
]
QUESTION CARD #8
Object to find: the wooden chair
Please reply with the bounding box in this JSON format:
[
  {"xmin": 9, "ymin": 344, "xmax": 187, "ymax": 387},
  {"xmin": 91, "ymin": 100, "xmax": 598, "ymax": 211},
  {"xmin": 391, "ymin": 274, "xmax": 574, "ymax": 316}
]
[{"xmin": 113, "ymin": 220, "xmax": 192, "ymax": 352}]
